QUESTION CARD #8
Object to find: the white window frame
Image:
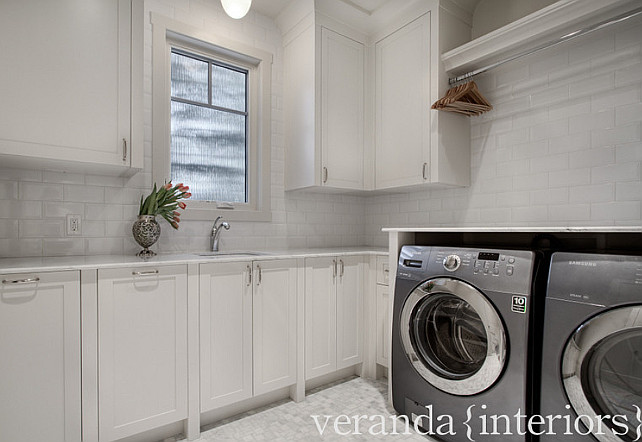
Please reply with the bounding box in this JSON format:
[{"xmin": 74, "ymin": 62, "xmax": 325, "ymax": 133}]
[{"xmin": 151, "ymin": 13, "xmax": 272, "ymax": 222}]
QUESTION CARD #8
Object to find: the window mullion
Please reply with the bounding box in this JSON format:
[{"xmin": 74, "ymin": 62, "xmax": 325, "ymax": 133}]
[{"xmin": 208, "ymin": 61, "xmax": 212, "ymax": 105}]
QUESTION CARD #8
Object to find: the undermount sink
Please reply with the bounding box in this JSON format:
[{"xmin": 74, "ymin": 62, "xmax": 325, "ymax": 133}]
[{"xmin": 194, "ymin": 251, "xmax": 270, "ymax": 257}]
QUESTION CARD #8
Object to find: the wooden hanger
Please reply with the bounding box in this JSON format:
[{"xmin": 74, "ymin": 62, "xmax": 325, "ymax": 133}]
[{"xmin": 431, "ymin": 80, "xmax": 492, "ymax": 116}]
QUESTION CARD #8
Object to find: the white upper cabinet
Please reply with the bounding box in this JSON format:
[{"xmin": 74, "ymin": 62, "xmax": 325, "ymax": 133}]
[
  {"xmin": 0, "ymin": 0, "xmax": 143, "ymax": 175},
  {"xmin": 281, "ymin": 0, "xmax": 472, "ymax": 193},
  {"xmin": 375, "ymin": 14, "xmax": 431, "ymax": 189},
  {"xmin": 284, "ymin": 19, "xmax": 367, "ymax": 191},
  {"xmin": 321, "ymin": 28, "xmax": 365, "ymax": 190},
  {"xmin": 374, "ymin": 7, "xmax": 471, "ymax": 190}
]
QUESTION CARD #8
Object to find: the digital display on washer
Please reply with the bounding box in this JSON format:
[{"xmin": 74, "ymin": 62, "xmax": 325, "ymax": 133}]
[{"xmin": 478, "ymin": 252, "xmax": 500, "ymax": 261}]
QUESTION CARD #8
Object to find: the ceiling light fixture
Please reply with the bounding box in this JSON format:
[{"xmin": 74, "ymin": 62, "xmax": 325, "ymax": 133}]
[{"xmin": 221, "ymin": 0, "xmax": 252, "ymax": 19}]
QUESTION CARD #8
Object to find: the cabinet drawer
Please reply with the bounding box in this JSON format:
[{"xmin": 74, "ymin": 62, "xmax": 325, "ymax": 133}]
[{"xmin": 375, "ymin": 255, "xmax": 389, "ymax": 286}]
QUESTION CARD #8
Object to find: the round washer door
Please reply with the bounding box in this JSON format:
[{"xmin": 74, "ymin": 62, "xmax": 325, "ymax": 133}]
[
  {"xmin": 400, "ymin": 277, "xmax": 507, "ymax": 396},
  {"xmin": 562, "ymin": 306, "xmax": 642, "ymax": 442}
]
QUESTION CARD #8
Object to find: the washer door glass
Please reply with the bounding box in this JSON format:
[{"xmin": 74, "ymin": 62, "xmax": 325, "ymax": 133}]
[
  {"xmin": 400, "ymin": 278, "xmax": 506, "ymax": 396},
  {"xmin": 562, "ymin": 306, "xmax": 642, "ymax": 442},
  {"xmin": 412, "ymin": 293, "xmax": 487, "ymax": 379}
]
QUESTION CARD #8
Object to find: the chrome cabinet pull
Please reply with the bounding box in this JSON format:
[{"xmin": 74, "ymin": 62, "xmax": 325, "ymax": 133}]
[
  {"xmin": 323, "ymin": 167, "xmax": 328, "ymax": 184},
  {"xmin": 256, "ymin": 265, "xmax": 262, "ymax": 286},
  {"xmin": 132, "ymin": 270, "xmax": 159, "ymax": 276},
  {"xmin": 246, "ymin": 265, "xmax": 252, "ymax": 287},
  {"xmin": 339, "ymin": 259, "xmax": 344, "ymax": 277},
  {"xmin": 422, "ymin": 162, "xmax": 428, "ymax": 180},
  {"xmin": 332, "ymin": 259, "xmax": 337, "ymax": 279},
  {"xmin": 122, "ymin": 138, "xmax": 128, "ymax": 162},
  {"xmin": 2, "ymin": 277, "xmax": 40, "ymax": 285}
]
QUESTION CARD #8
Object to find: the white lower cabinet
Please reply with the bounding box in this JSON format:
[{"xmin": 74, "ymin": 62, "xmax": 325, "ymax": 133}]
[
  {"xmin": 200, "ymin": 259, "xmax": 298, "ymax": 412},
  {"xmin": 375, "ymin": 255, "xmax": 390, "ymax": 368},
  {"xmin": 0, "ymin": 271, "xmax": 81, "ymax": 442},
  {"xmin": 305, "ymin": 255, "xmax": 364, "ymax": 380},
  {"xmin": 200, "ymin": 261, "xmax": 253, "ymax": 410},
  {"xmin": 97, "ymin": 265, "xmax": 188, "ymax": 442},
  {"xmin": 375, "ymin": 284, "xmax": 390, "ymax": 367}
]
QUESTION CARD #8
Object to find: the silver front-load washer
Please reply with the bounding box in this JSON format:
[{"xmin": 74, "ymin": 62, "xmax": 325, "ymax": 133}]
[
  {"xmin": 539, "ymin": 252, "xmax": 642, "ymax": 441},
  {"xmin": 392, "ymin": 246, "xmax": 536, "ymax": 441}
]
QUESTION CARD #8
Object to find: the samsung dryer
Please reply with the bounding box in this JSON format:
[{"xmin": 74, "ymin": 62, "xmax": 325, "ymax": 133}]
[
  {"xmin": 540, "ymin": 252, "xmax": 642, "ymax": 441},
  {"xmin": 392, "ymin": 246, "xmax": 536, "ymax": 441}
]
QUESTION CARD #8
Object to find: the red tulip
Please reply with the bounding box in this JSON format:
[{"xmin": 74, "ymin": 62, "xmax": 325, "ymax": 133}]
[
  {"xmin": 170, "ymin": 221, "xmax": 179, "ymax": 229},
  {"xmin": 164, "ymin": 182, "xmax": 172, "ymax": 189},
  {"xmin": 178, "ymin": 201, "xmax": 186, "ymax": 209},
  {"xmin": 184, "ymin": 192, "xmax": 192, "ymax": 198}
]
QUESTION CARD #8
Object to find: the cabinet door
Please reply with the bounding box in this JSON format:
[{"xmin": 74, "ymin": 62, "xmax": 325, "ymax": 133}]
[
  {"xmin": 98, "ymin": 265, "xmax": 188, "ymax": 442},
  {"xmin": 253, "ymin": 259, "xmax": 298, "ymax": 396},
  {"xmin": 304, "ymin": 256, "xmax": 337, "ymax": 379},
  {"xmin": 200, "ymin": 261, "xmax": 253, "ymax": 411},
  {"xmin": 336, "ymin": 256, "xmax": 364, "ymax": 369},
  {"xmin": 0, "ymin": 0, "xmax": 132, "ymax": 168},
  {"xmin": 375, "ymin": 13, "xmax": 431, "ymax": 189},
  {"xmin": 0, "ymin": 271, "xmax": 81, "ymax": 442},
  {"xmin": 321, "ymin": 27, "xmax": 365, "ymax": 190},
  {"xmin": 376, "ymin": 284, "xmax": 389, "ymax": 367}
]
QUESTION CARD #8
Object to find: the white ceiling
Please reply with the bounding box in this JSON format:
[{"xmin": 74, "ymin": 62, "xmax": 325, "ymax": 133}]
[
  {"xmin": 251, "ymin": 0, "xmax": 482, "ymax": 20},
  {"xmin": 250, "ymin": 0, "xmax": 292, "ymax": 18}
]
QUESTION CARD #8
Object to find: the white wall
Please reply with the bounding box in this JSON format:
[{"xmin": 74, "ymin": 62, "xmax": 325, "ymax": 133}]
[
  {"xmin": 0, "ymin": 2, "xmax": 640, "ymax": 257},
  {"xmin": 365, "ymin": 16, "xmax": 642, "ymax": 246},
  {"xmin": 0, "ymin": 0, "xmax": 366, "ymax": 258}
]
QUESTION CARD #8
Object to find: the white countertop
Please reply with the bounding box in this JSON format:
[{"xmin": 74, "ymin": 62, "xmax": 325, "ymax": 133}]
[
  {"xmin": 382, "ymin": 226, "xmax": 642, "ymax": 233},
  {"xmin": 0, "ymin": 247, "xmax": 388, "ymax": 274}
]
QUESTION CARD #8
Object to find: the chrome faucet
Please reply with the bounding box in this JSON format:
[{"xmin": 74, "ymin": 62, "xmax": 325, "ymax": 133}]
[{"xmin": 210, "ymin": 216, "xmax": 230, "ymax": 252}]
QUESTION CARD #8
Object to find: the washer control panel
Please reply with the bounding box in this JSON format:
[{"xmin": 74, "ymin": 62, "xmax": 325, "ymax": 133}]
[
  {"xmin": 398, "ymin": 246, "xmax": 535, "ymax": 295},
  {"xmin": 432, "ymin": 249, "xmax": 528, "ymax": 281}
]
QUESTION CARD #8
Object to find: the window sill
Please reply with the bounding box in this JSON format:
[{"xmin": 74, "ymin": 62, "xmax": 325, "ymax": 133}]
[{"xmin": 181, "ymin": 206, "xmax": 272, "ymax": 222}]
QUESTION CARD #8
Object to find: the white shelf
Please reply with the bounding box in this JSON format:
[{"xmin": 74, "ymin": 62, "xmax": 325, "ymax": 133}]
[{"xmin": 442, "ymin": 0, "xmax": 641, "ymax": 76}]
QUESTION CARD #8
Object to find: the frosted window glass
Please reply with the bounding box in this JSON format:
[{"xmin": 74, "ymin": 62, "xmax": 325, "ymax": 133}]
[
  {"xmin": 212, "ymin": 64, "xmax": 246, "ymax": 112},
  {"xmin": 171, "ymin": 52, "xmax": 208, "ymax": 104},
  {"xmin": 170, "ymin": 101, "xmax": 247, "ymax": 203}
]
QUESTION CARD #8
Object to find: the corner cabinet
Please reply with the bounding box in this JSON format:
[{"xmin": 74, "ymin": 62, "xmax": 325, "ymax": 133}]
[
  {"xmin": 200, "ymin": 259, "xmax": 297, "ymax": 412},
  {"xmin": 97, "ymin": 265, "xmax": 188, "ymax": 442},
  {"xmin": 284, "ymin": 19, "xmax": 366, "ymax": 191},
  {"xmin": 0, "ymin": 0, "xmax": 143, "ymax": 175},
  {"xmin": 0, "ymin": 271, "xmax": 81, "ymax": 442},
  {"xmin": 304, "ymin": 255, "xmax": 364, "ymax": 380},
  {"xmin": 375, "ymin": 11, "xmax": 470, "ymax": 190}
]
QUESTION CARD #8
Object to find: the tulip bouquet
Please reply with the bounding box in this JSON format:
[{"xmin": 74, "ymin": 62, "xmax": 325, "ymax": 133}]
[{"xmin": 138, "ymin": 182, "xmax": 192, "ymax": 229}]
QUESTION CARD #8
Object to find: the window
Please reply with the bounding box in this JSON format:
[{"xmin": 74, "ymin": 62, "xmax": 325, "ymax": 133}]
[
  {"xmin": 152, "ymin": 14, "xmax": 272, "ymax": 221},
  {"xmin": 170, "ymin": 50, "xmax": 248, "ymax": 203}
]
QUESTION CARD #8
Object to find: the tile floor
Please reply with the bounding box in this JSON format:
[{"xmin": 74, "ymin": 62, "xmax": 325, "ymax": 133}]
[{"xmin": 190, "ymin": 377, "xmax": 435, "ymax": 441}]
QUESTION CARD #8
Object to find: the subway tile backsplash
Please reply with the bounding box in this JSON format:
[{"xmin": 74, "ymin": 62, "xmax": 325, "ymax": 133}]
[{"xmin": 0, "ymin": 0, "xmax": 640, "ymax": 257}]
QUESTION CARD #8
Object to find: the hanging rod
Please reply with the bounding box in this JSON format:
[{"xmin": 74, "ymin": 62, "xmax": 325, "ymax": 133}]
[{"xmin": 449, "ymin": 5, "xmax": 642, "ymax": 85}]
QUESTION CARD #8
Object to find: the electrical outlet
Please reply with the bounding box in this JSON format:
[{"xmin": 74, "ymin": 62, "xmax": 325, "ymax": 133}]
[{"xmin": 66, "ymin": 214, "xmax": 82, "ymax": 236}]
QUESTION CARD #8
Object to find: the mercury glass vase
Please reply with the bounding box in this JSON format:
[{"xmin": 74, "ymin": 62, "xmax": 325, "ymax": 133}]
[{"xmin": 132, "ymin": 215, "xmax": 161, "ymax": 258}]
